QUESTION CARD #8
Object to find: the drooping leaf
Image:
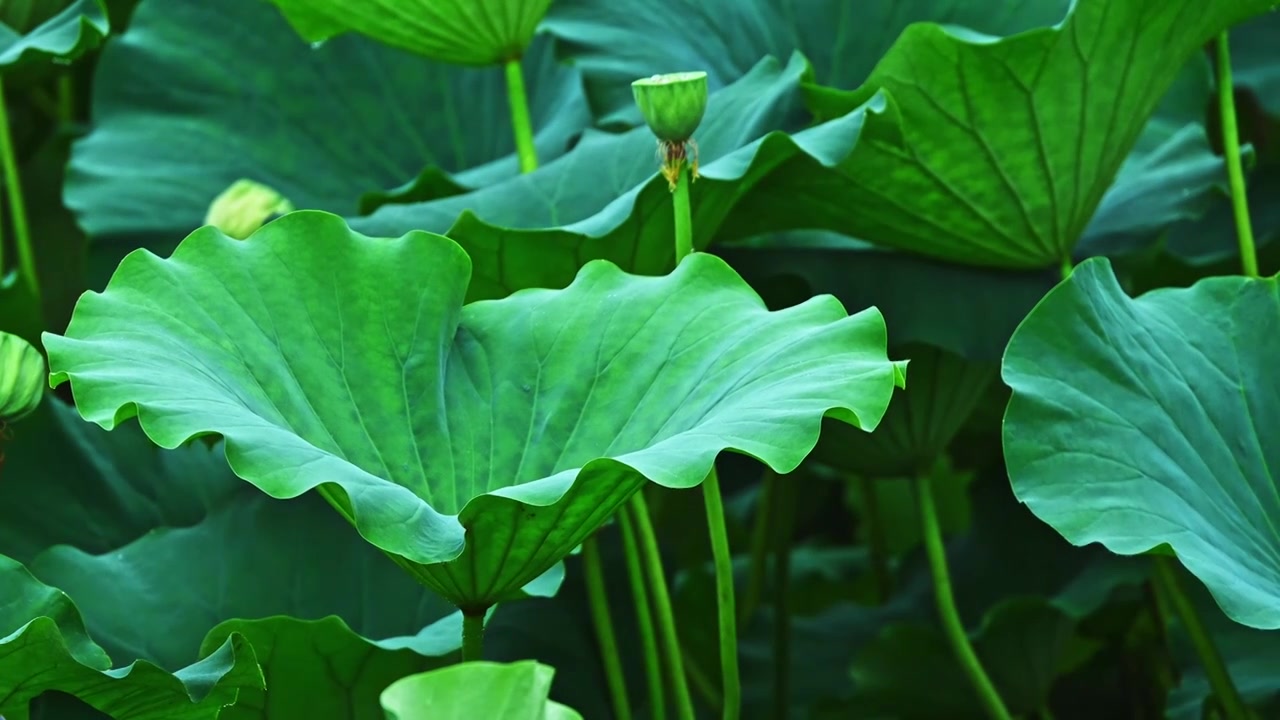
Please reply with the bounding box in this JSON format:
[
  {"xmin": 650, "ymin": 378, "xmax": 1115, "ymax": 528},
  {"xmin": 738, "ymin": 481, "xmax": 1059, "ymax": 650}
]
[
  {"xmin": 380, "ymin": 661, "xmax": 582, "ymax": 720},
  {"xmin": 542, "ymin": 0, "xmax": 1069, "ymax": 122},
  {"xmin": 795, "ymin": 0, "xmax": 1278, "ymax": 268},
  {"xmin": 200, "ymin": 616, "xmax": 453, "ymax": 720},
  {"xmin": 30, "ymin": 492, "xmax": 464, "ymax": 672},
  {"xmin": 264, "ymin": 0, "xmax": 553, "ymax": 67},
  {"xmin": 1003, "ymin": 257, "xmax": 1280, "ymax": 629},
  {"xmin": 44, "ymin": 210, "xmax": 903, "ymax": 609},
  {"xmin": 66, "ymin": 0, "xmax": 588, "ymax": 280},
  {"xmin": 812, "ymin": 345, "xmax": 997, "ymax": 478},
  {"xmin": 0, "ymin": 554, "xmax": 264, "ymax": 718},
  {"xmin": 0, "ymin": 0, "xmax": 108, "ymax": 75}
]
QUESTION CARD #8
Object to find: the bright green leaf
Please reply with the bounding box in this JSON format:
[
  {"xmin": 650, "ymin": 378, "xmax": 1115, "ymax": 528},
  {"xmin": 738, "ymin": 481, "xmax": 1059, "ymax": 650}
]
[
  {"xmin": 1003, "ymin": 257, "xmax": 1280, "ymax": 629},
  {"xmin": 380, "ymin": 660, "xmax": 581, "ymax": 719},
  {"xmin": 264, "ymin": 0, "xmax": 552, "ymax": 67},
  {"xmin": 44, "ymin": 210, "xmax": 902, "ymax": 609},
  {"xmin": 798, "ymin": 0, "xmax": 1278, "ymax": 268},
  {"xmin": 0, "ymin": 555, "xmax": 264, "ymax": 718}
]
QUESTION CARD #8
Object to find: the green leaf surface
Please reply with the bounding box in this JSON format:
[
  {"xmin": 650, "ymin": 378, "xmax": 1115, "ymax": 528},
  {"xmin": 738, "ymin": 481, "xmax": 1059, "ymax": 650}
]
[
  {"xmin": 380, "ymin": 660, "xmax": 581, "ymax": 719},
  {"xmin": 200, "ymin": 616, "xmax": 452, "ymax": 720},
  {"xmin": 0, "ymin": 0, "xmax": 107, "ymax": 75},
  {"xmin": 44, "ymin": 210, "xmax": 903, "ymax": 608},
  {"xmin": 0, "ymin": 555, "xmax": 263, "ymax": 718},
  {"xmin": 1003, "ymin": 257, "xmax": 1280, "ymax": 629},
  {"xmin": 798, "ymin": 0, "xmax": 1278, "ymax": 268},
  {"xmin": 66, "ymin": 0, "xmax": 588, "ymax": 251},
  {"xmin": 1231, "ymin": 10, "xmax": 1280, "ymax": 117},
  {"xmin": 31, "ymin": 491, "xmax": 463, "ymax": 671},
  {"xmin": 0, "ymin": 395, "xmax": 240, "ymax": 564},
  {"xmin": 542, "ymin": 0, "xmax": 1069, "ymax": 122},
  {"xmin": 264, "ymin": 0, "xmax": 552, "ymax": 66}
]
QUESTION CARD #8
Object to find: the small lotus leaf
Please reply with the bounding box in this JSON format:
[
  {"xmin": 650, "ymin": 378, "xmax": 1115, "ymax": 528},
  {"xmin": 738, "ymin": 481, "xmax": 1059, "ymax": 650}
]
[
  {"xmin": 0, "ymin": 330, "xmax": 45, "ymax": 423},
  {"xmin": 381, "ymin": 660, "xmax": 582, "ymax": 719}
]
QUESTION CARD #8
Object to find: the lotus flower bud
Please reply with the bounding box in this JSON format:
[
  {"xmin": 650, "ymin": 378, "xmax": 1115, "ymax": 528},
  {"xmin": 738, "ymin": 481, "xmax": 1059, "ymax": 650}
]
[
  {"xmin": 631, "ymin": 72, "xmax": 708, "ymax": 144},
  {"xmin": 204, "ymin": 179, "xmax": 294, "ymax": 240},
  {"xmin": 0, "ymin": 332, "xmax": 45, "ymax": 423}
]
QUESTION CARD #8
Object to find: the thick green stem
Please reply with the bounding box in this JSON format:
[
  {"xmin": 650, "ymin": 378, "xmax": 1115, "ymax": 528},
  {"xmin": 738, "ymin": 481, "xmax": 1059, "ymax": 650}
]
[
  {"xmin": 1216, "ymin": 32, "xmax": 1257, "ymax": 278},
  {"xmin": 584, "ymin": 535, "xmax": 632, "ymax": 720},
  {"xmin": 619, "ymin": 507, "xmax": 667, "ymax": 720},
  {"xmin": 1152, "ymin": 555, "xmax": 1250, "ymax": 720},
  {"xmin": 628, "ymin": 493, "xmax": 697, "ymax": 720},
  {"xmin": 0, "ymin": 75, "xmax": 37, "ymax": 300},
  {"xmin": 740, "ymin": 468, "xmax": 778, "ymax": 625},
  {"xmin": 916, "ymin": 475, "xmax": 1012, "ymax": 720},
  {"xmin": 504, "ymin": 58, "xmax": 538, "ymax": 174},
  {"xmin": 702, "ymin": 467, "xmax": 741, "ymax": 720},
  {"xmin": 673, "ymin": 165, "xmax": 693, "ymax": 262},
  {"xmin": 461, "ymin": 610, "xmax": 485, "ymax": 662}
]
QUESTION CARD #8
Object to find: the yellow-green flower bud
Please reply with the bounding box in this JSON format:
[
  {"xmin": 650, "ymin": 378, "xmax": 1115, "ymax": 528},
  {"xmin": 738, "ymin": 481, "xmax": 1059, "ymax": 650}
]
[
  {"xmin": 0, "ymin": 331, "xmax": 45, "ymax": 423},
  {"xmin": 204, "ymin": 179, "xmax": 294, "ymax": 240},
  {"xmin": 631, "ymin": 72, "xmax": 708, "ymax": 143}
]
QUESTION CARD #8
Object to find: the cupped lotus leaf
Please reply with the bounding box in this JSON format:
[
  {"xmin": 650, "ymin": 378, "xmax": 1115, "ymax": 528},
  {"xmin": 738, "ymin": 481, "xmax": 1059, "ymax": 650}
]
[
  {"xmin": 44, "ymin": 210, "xmax": 903, "ymax": 609},
  {"xmin": 1003, "ymin": 257, "xmax": 1280, "ymax": 629},
  {"xmin": 381, "ymin": 660, "xmax": 582, "ymax": 719},
  {"xmin": 0, "ymin": 330, "xmax": 46, "ymax": 422},
  {"xmin": 813, "ymin": 344, "xmax": 997, "ymax": 477},
  {"xmin": 0, "ymin": 0, "xmax": 108, "ymax": 74},
  {"xmin": 0, "ymin": 554, "xmax": 263, "ymax": 717},
  {"xmin": 264, "ymin": 0, "xmax": 553, "ymax": 66}
]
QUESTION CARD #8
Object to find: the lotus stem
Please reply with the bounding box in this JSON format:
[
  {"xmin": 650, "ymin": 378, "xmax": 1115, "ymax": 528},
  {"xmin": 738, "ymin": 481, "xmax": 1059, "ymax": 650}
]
[
  {"xmin": 583, "ymin": 535, "xmax": 633, "ymax": 720},
  {"xmin": 628, "ymin": 493, "xmax": 697, "ymax": 720},
  {"xmin": 504, "ymin": 58, "xmax": 537, "ymax": 174},
  {"xmin": 0, "ymin": 75, "xmax": 38, "ymax": 302},
  {"xmin": 672, "ymin": 164, "xmax": 694, "ymax": 262},
  {"xmin": 772, "ymin": 473, "xmax": 796, "ymax": 720},
  {"xmin": 1215, "ymin": 32, "xmax": 1257, "ymax": 278},
  {"xmin": 915, "ymin": 474, "xmax": 1011, "ymax": 720},
  {"xmin": 860, "ymin": 476, "xmax": 893, "ymax": 603},
  {"xmin": 739, "ymin": 468, "xmax": 778, "ymax": 625},
  {"xmin": 619, "ymin": 506, "xmax": 667, "ymax": 720},
  {"xmin": 702, "ymin": 467, "xmax": 741, "ymax": 720},
  {"xmin": 461, "ymin": 610, "xmax": 485, "ymax": 662},
  {"xmin": 1152, "ymin": 555, "xmax": 1250, "ymax": 720}
]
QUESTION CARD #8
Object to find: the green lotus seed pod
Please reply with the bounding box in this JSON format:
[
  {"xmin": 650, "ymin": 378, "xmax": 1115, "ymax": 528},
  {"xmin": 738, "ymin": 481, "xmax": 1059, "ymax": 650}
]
[
  {"xmin": 0, "ymin": 331, "xmax": 45, "ymax": 423},
  {"xmin": 631, "ymin": 72, "xmax": 708, "ymax": 143},
  {"xmin": 204, "ymin": 179, "xmax": 294, "ymax": 240},
  {"xmin": 265, "ymin": 0, "xmax": 554, "ymax": 66}
]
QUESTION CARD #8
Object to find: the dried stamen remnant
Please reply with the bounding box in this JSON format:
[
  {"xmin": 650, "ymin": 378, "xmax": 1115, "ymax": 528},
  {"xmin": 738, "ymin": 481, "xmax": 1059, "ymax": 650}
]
[{"xmin": 658, "ymin": 138, "xmax": 700, "ymax": 191}]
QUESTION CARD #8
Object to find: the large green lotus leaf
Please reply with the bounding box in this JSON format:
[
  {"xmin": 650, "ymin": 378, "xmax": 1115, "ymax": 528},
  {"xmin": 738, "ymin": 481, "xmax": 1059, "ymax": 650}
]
[
  {"xmin": 0, "ymin": 0, "xmax": 107, "ymax": 76},
  {"xmin": 0, "ymin": 395, "xmax": 240, "ymax": 564},
  {"xmin": 265, "ymin": 0, "xmax": 552, "ymax": 67},
  {"xmin": 792, "ymin": 0, "xmax": 1277, "ymax": 268},
  {"xmin": 30, "ymin": 492, "xmax": 464, "ymax": 672},
  {"xmin": 44, "ymin": 210, "xmax": 903, "ymax": 609},
  {"xmin": 716, "ymin": 232, "xmax": 1057, "ymax": 361},
  {"xmin": 380, "ymin": 661, "xmax": 582, "ymax": 720},
  {"xmin": 1003, "ymin": 257, "xmax": 1280, "ymax": 629},
  {"xmin": 0, "ymin": 554, "xmax": 264, "ymax": 717},
  {"xmin": 812, "ymin": 345, "xmax": 997, "ymax": 478},
  {"xmin": 542, "ymin": 0, "xmax": 1069, "ymax": 122},
  {"xmin": 66, "ymin": 0, "xmax": 587, "ymax": 258},
  {"xmin": 200, "ymin": 616, "xmax": 451, "ymax": 720}
]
